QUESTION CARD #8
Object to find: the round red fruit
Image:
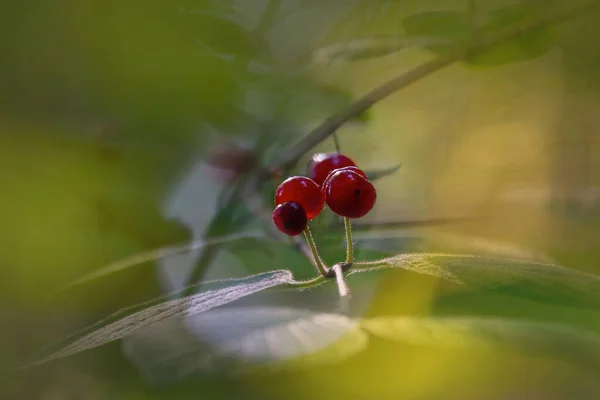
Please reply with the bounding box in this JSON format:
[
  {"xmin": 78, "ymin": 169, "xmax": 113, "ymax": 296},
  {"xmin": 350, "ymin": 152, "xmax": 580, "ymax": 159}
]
[
  {"xmin": 275, "ymin": 176, "xmax": 324, "ymax": 220},
  {"xmin": 324, "ymin": 170, "xmax": 377, "ymax": 218},
  {"xmin": 272, "ymin": 201, "xmax": 307, "ymax": 236},
  {"xmin": 322, "ymin": 166, "xmax": 368, "ymax": 193},
  {"xmin": 308, "ymin": 153, "xmax": 357, "ymax": 187}
]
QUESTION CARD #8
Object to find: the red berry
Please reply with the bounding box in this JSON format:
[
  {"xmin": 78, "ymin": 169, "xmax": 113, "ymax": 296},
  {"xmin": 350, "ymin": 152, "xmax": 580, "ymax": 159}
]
[
  {"xmin": 275, "ymin": 176, "xmax": 325, "ymax": 220},
  {"xmin": 322, "ymin": 166, "xmax": 368, "ymax": 193},
  {"xmin": 308, "ymin": 153, "xmax": 357, "ymax": 187},
  {"xmin": 324, "ymin": 170, "xmax": 377, "ymax": 218},
  {"xmin": 272, "ymin": 201, "xmax": 307, "ymax": 236}
]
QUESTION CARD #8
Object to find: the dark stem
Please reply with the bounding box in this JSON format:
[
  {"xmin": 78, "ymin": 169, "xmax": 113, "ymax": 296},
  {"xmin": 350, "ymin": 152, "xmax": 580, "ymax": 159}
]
[
  {"xmin": 265, "ymin": 0, "xmax": 600, "ymax": 176},
  {"xmin": 184, "ymin": 179, "xmax": 248, "ymax": 287},
  {"xmin": 333, "ymin": 132, "xmax": 341, "ymax": 153},
  {"xmin": 266, "ymin": 56, "xmax": 453, "ymax": 175}
]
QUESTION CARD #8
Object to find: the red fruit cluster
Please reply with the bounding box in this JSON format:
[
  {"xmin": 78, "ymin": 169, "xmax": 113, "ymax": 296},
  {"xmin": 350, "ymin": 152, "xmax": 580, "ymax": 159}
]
[{"xmin": 272, "ymin": 153, "xmax": 377, "ymax": 236}]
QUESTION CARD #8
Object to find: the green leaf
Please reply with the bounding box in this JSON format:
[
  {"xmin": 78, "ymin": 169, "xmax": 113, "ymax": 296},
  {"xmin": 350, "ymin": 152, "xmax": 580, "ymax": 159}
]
[
  {"xmin": 243, "ymin": 75, "xmax": 356, "ymax": 126},
  {"xmin": 361, "ymin": 316, "xmax": 600, "ymax": 371},
  {"xmin": 424, "ymin": 232, "xmax": 555, "ymax": 263},
  {"xmin": 27, "ymin": 250, "xmax": 600, "ymax": 370},
  {"xmin": 401, "ymin": 11, "xmax": 474, "ymax": 56},
  {"xmin": 348, "ymin": 216, "xmax": 472, "ymax": 233},
  {"xmin": 469, "ymin": 3, "xmax": 556, "ymax": 67},
  {"xmin": 364, "ymin": 164, "xmax": 402, "ymax": 181},
  {"xmin": 208, "ymin": 191, "xmax": 257, "ymax": 238},
  {"xmin": 176, "ymin": 9, "xmax": 263, "ymax": 59},
  {"xmin": 310, "ymin": 35, "xmax": 450, "ymax": 64},
  {"xmin": 20, "ymin": 270, "xmax": 299, "ymax": 368},
  {"xmin": 350, "ymin": 235, "xmax": 427, "ymax": 255},
  {"xmin": 401, "ymin": 3, "xmax": 556, "ymax": 67},
  {"xmin": 353, "ymin": 253, "xmax": 600, "ymax": 309},
  {"xmin": 227, "ymin": 237, "xmax": 320, "ymax": 279},
  {"xmin": 122, "ymin": 306, "xmax": 367, "ymax": 384},
  {"xmin": 53, "ymin": 232, "xmax": 266, "ymax": 294},
  {"xmin": 346, "ymin": 229, "xmax": 552, "ymax": 263}
]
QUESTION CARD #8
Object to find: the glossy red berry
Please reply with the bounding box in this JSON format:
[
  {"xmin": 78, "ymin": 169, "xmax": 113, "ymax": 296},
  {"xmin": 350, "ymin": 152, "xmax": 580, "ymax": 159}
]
[
  {"xmin": 275, "ymin": 176, "xmax": 325, "ymax": 220},
  {"xmin": 272, "ymin": 201, "xmax": 307, "ymax": 236},
  {"xmin": 322, "ymin": 166, "xmax": 368, "ymax": 193},
  {"xmin": 308, "ymin": 153, "xmax": 357, "ymax": 187},
  {"xmin": 324, "ymin": 170, "xmax": 377, "ymax": 218}
]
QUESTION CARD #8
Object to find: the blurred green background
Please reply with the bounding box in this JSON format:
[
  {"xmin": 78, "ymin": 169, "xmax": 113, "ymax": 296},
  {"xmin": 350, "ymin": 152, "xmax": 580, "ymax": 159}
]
[{"xmin": 2, "ymin": 0, "xmax": 600, "ymax": 399}]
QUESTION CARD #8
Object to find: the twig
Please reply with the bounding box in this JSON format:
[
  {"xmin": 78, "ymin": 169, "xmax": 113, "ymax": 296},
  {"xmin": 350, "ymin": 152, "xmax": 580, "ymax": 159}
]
[
  {"xmin": 265, "ymin": 0, "xmax": 600, "ymax": 175},
  {"xmin": 185, "ymin": 0, "xmax": 599, "ymax": 286},
  {"xmin": 266, "ymin": 55, "xmax": 453, "ymax": 175},
  {"xmin": 184, "ymin": 178, "xmax": 249, "ymax": 287},
  {"xmin": 53, "ymin": 232, "xmax": 265, "ymax": 295},
  {"xmin": 332, "ymin": 263, "xmax": 350, "ymax": 297}
]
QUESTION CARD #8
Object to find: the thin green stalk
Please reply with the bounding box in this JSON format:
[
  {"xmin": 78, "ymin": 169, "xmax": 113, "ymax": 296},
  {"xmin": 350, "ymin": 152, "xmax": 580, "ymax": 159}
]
[
  {"xmin": 344, "ymin": 217, "xmax": 354, "ymax": 263},
  {"xmin": 303, "ymin": 227, "xmax": 329, "ymax": 277},
  {"xmin": 333, "ymin": 132, "xmax": 341, "ymax": 153},
  {"xmin": 352, "ymin": 259, "xmax": 386, "ymax": 269},
  {"xmin": 283, "ymin": 275, "xmax": 326, "ymax": 290}
]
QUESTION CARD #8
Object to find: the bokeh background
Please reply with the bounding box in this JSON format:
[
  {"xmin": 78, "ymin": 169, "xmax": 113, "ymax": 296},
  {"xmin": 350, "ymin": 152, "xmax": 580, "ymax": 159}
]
[{"xmin": 2, "ymin": 0, "xmax": 600, "ymax": 399}]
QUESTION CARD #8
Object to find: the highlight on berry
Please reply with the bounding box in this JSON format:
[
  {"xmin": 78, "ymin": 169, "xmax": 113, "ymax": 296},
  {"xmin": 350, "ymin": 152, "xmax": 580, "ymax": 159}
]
[
  {"xmin": 275, "ymin": 176, "xmax": 325, "ymax": 220},
  {"xmin": 307, "ymin": 152, "xmax": 357, "ymax": 187}
]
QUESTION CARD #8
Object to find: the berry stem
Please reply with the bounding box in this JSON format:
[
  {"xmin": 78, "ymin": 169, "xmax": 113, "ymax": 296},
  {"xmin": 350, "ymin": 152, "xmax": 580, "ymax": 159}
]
[
  {"xmin": 303, "ymin": 227, "xmax": 329, "ymax": 277},
  {"xmin": 331, "ymin": 263, "xmax": 351, "ymax": 298},
  {"xmin": 344, "ymin": 217, "xmax": 354, "ymax": 263},
  {"xmin": 333, "ymin": 132, "xmax": 341, "ymax": 153}
]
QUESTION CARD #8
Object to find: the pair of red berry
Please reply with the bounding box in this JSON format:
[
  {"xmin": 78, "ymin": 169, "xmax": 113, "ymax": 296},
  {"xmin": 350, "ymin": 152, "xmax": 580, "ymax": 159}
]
[{"xmin": 272, "ymin": 153, "xmax": 377, "ymax": 236}]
